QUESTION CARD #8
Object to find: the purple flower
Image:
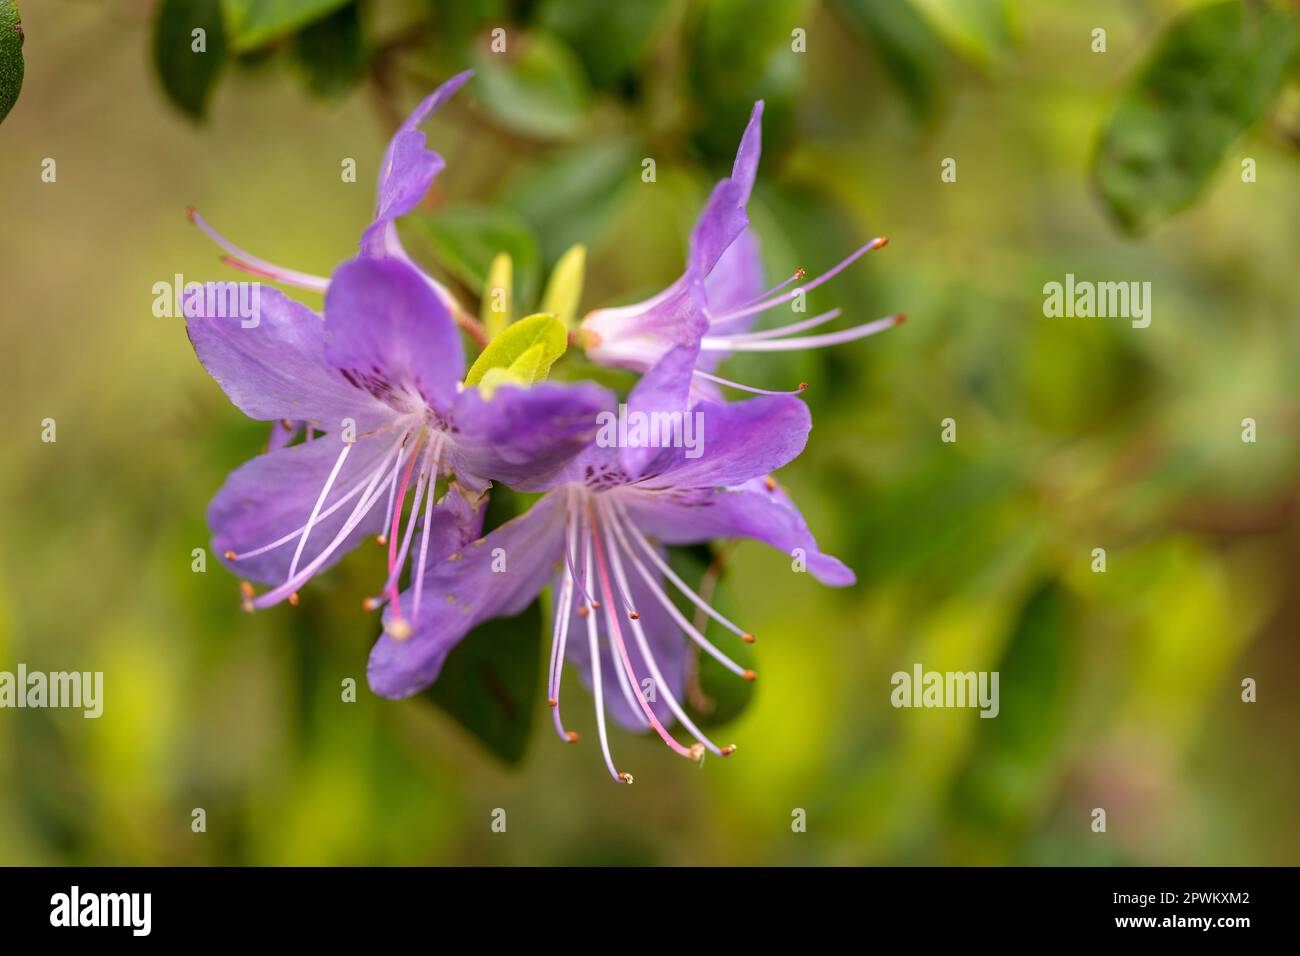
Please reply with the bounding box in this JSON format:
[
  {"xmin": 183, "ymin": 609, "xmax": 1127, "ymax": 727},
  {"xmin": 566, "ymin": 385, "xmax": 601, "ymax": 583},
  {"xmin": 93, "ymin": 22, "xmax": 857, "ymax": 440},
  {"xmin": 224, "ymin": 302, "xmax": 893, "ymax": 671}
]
[
  {"xmin": 367, "ymin": 360, "xmax": 854, "ymax": 783},
  {"xmin": 186, "ymin": 71, "xmax": 473, "ymax": 316},
  {"xmin": 579, "ymin": 100, "xmax": 903, "ymax": 409},
  {"xmin": 185, "ymin": 254, "xmax": 610, "ymax": 637}
]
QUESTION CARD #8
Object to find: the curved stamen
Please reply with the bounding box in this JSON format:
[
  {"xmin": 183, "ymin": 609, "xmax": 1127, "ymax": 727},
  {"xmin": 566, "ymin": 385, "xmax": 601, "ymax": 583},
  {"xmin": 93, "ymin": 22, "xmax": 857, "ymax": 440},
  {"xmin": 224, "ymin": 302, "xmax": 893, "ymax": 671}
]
[
  {"xmin": 376, "ymin": 441, "xmax": 409, "ymax": 546},
  {"xmin": 615, "ymin": 499, "xmax": 754, "ymax": 644},
  {"xmin": 286, "ymin": 441, "xmax": 352, "ymax": 580},
  {"xmin": 606, "ymin": 501, "xmax": 751, "ymax": 678},
  {"xmin": 691, "ymin": 369, "xmax": 808, "ymax": 397},
  {"xmin": 708, "ymin": 237, "xmax": 888, "ymax": 325},
  {"xmin": 701, "ymin": 313, "xmax": 904, "ymax": 353},
  {"xmin": 187, "ymin": 207, "xmax": 330, "ymax": 292},
  {"xmin": 224, "ymin": 431, "xmax": 406, "ymax": 563},
  {"xmin": 711, "ymin": 267, "xmax": 805, "ymax": 319},
  {"xmin": 373, "ymin": 440, "xmax": 434, "ymax": 614},
  {"xmin": 590, "ymin": 504, "xmax": 695, "ymax": 757},
  {"xmin": 599, "ymin": 499, "xmax": 725, "ymax": 757},
  {"xmin": 716, "ymin": 307, "xmax": 841, "ymax": 342},
  {"xmin": 248, "ymin": 440, "xmax": 400, "ymax": 609},
  {"xmin": 582, "ymin": 521, "xmax": 626, "ymax": 784},
  {"xmin": 385, "ymin": 436, "xmax": 426, "ymax": 626},
  {"xmin": 411, "ymin": 439, "xmax": 447, "ymax": 622},
  {"xmin": 547, "ymin": 495, "xmax": 582, "ymax": 743}
]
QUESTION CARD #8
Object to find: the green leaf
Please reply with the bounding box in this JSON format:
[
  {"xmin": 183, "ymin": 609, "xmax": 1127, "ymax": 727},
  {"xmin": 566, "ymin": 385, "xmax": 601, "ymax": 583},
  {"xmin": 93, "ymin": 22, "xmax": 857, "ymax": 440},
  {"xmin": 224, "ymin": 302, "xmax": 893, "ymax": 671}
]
[
  {"xmin": 832, "ymin": 0, "xmax": 952, "ymax": 122},
  {"xmin": 904, "ymin": 0, "xmax": 1016, "ymax": 70},
  {"xmin": 465, "ymin": 313, "xmax": 568, "ymax": 390},
  {"xmin": 423, "ymin": 602, "xmax": 543, "ymax": 765},
  {"xmin": 0, "ymin": 0, "xmax": 23, "ymax": 126},
  {"xmin": 472, "ymin": 31, "xmax": 592, "ymax": 140},
  {"xmin": 153, "ymin": 0, "xmax": 226, "ymax": 121},
  {"xmin": 539, "ymin": 244, "xmax": 586, "ymax": 329},
  {"xmin": 537, "ymin": 0, "xmax": 672, "ymax": 89},
  {"xmin": 291, "ymin": 2, "xmax": 364, "ymax": 100},
  {"xmin": 220, "ymin": 0, "xmax": 351, "ymax": 53},
  {"xmin": 422, "ymin": 486, "xmax": 541, "ymax": 765},
  {"xmin": 1094, "ymin": 1, "xmax": 1300, "ymax": 235},
  {"xmin": 481, "ymin": 252, "xmax": 513, "ymax": 337},
  {"xmin": 409, "ymin": 205, "xmax": 541, "ymax": 307}
]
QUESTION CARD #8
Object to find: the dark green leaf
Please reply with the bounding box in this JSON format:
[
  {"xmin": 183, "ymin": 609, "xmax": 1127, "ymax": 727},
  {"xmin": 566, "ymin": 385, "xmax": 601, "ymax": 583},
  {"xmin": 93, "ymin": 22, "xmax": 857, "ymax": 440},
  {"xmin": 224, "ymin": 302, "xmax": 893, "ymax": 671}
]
[
  {"xmin": 0, "ymin": 0, "xmax": 22, "ymax": 126},
  {"xmin": 1094, "ymin": 1, "xmax": 1300, "ymax": 234},
  {"xmin": 153, "ymin": 0, "xmax": 226, "ymax": 121},
  {"xmin": 832, "ymin": 0, "xmax": 952, "ymax": 122},
  {"xmin": 537, "ymin": 0, "xmax": 671, "ymax": 90},
  {"xmin": 905, "ymin": 0, "xmax": 1016, "ymax": 70},
  {"xmin": 423, "ymin": 602, "xmax": 543, "ymax": 765},
  {"xmin": 409, "ymin": 205, "xmax": 542, "ymax": 308},
  {"xmin": 220, "ymin": 0, "xmax": 352, "ymax": 53},
  {"xmin": 473, "ymin": 31, "xmax": 593, "ymax": 140},
  {"xmin": 291, "ymin": 2, "xmax": 365, "ymax": 100},
  {"xmin": 422, "ymin": 486, "xmax": 541, "ymax": 765}
]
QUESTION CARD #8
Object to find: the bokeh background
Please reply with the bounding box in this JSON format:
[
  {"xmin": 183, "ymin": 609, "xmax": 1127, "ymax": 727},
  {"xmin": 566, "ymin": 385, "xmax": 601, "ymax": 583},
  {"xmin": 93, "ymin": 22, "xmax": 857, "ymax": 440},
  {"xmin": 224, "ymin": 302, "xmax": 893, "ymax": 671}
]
[{"xmin": 1, "ymin": 0, "xmax": 1298, "ymax": 865}]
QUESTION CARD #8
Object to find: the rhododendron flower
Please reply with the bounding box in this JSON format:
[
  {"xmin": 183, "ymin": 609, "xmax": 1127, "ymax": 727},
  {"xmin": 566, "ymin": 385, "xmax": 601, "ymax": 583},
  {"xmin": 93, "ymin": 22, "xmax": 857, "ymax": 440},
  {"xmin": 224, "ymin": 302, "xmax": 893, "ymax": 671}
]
[
  {"xmin": 186, "ymin": 255, "xmax": 609, "ymax": 636},
  {"xmin": 579, "ymin": 100, "xmax": 903, "ymax": 410},
  {"xmin": 367, "ymin": 361, "xmax": 853, "ymax": 783},
  {"xmin": 187, "ymin": 71, "xmax": 473, "ymax": 315}
]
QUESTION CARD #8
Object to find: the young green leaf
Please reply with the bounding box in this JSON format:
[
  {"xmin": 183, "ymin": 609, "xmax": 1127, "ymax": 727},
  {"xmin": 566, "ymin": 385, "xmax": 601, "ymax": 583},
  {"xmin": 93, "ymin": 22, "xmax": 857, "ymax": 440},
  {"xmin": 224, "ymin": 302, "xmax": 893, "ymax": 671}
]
[
  {"xmin": 0, "ymin": 0, "xmax": 22, "ymax": 126},
  {"xmin": 153, "ymin": 0, "xmax": 226, "ymax": 121},
  {"xmin": 464, "ymin": 313, "xmax": 568, "ymax": 390},
  {"xmin": 1094, "ymin": 0, "xmax": 1300, "ymax": 234},
  {"xmin": 539, "ymin": 244, "xmax": 586, "ymax": 330},
  {"xmin": 481, "ymin": 252, "xmax": 514, "ymax": 338}
]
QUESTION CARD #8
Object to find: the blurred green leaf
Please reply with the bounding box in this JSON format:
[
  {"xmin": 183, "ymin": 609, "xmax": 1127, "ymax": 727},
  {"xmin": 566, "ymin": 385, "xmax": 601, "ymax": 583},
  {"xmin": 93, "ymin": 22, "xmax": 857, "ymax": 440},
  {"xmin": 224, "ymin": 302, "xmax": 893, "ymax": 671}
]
[
  {"xmin": 481, "ymin": 252, "xmax": 513, "ymax": 336},
  {"xmin": 0, "ymin": 0, "xmax": 22, "ymax": 126},
  {"xmin": 473, "ymin": 31, "xmax": 592, "ymax": 140},
  {"xmin": 291, "ymin": 2, "xmax": 364, "ymax": 100},
  {"xmin": 906, "ymin": 0, "xmax": 1016, "ymax": 69},
  {"xmin": 504, "ymin": 138, "xmax": 638, "ymax": 260},
  {"xmin": 832, "ymin": 0, "xmax": 952, "ymax": 122},
  {"xmin": 538, "ymin": 0, "xmax": 671, "ymax": 90},
  {"xmin": 539, "ymin": 244, "xmax": 587, "ymax": 329},
  {"xmin": 220, "ymin": 0, "xmax": 351, "ymax": 53},
  {"xmin": 153, "ymin": 0, "xmax": 226, "ymax": 120},
  {"xmin": 410, "ymin": 205, "xmax": 541, "ymax": 306},
  {"xmin": 423, "ymin": 602, "xmax": 543, "ymax": 765},
  {"xmin": 465, "ymin": 312, "xmax": 567, "ymax": 389},
  {"xmin": 670, "ymin": 546, "xmax": 757, "ymax": 728},
  {"xmin": 1094, "ymin": 1, "xmax": 1299, "ymax": 235}
]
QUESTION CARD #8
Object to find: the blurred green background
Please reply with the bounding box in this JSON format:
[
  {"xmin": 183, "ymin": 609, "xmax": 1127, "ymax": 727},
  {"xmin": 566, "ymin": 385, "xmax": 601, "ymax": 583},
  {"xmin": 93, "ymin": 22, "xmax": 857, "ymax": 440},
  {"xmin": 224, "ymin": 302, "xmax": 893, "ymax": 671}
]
[{"xmin": 1, "ymin": 0, "xmax": 1298, "ymax": 865}]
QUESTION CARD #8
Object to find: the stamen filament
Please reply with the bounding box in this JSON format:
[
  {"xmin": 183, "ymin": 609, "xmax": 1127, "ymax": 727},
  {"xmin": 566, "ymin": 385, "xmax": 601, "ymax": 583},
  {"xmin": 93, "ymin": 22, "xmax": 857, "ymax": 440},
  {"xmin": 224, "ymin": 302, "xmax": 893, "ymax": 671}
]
[
  {"xmin": 700, "ymin": 313, "xmax": 903, "ymax": 352},
  {"xmin": 411, "ymin": 439, "xmax": 446, "ymax": 621},
  {"xmin": 708, "ymin": 237, "xmax": 888, "ymax": 325},
  {"xmin": 716, "ymin": 307, "xmax": 841, "ymax": 342},
  {"xmin": 287, "ymin": 441, "xmax": 352, "ymax": 580},
  {"xmin": 691, "ymin": 369, "xmax": 808, "ymax": 396},
  {"xmin": 582, "ymin": 523, "xmax": 625, "ymax": 783},
  {"xmin": 187, "ymin": 207, "xmax": 330, "ymax": 292}
]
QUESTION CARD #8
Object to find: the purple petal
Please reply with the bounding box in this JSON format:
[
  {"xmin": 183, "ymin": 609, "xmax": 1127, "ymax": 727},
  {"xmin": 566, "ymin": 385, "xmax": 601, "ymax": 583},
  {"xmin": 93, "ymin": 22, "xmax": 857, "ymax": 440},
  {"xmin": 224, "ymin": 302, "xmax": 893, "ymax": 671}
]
[
  {"xmin": 359, "ymin": 71, "xmax": 472, "ymax": 259},
  {"xmin": 643, "ymin": 394, "xmax": 811, "ymax": 488},
  {"xmin": 623, "ymin": 480, "xmax": 855, "ymax": 587},
  {"xmin": 618, "ymin": 342, "xmax": 701, "ymax": 479},
  {"xmin": 266, "ymin": 419, "xmax": 303, "ymax": 452},
  {"xmin": 446, "ymin": 381, "xmax": 613, "ymax": 493},
  {"xmin": 367, "ymin": 490, "xmax": 567, "ymax": 698},
  {"xmin": 184, "ymin": 284, "xmax": 387, "ymax": 431},
  {"xmin": 581, "ymin": 278, "xmax": 709, "ymax": 373},
  {"xmin": 701, "ymin": 227, "xmax": 764, "ymax": 335},
  {"xmin": 685, "ymin": 101, "xmax": 763, "ymax": 279},
  {"xmin": 209, "ymin": 433, "xmax": 394, "ymax": 585},
  {"xmin": 323, "ymin": 257, "xmax": 464, "ymax": 414},
  {"xmin": 560, "ymin": 555, "xmax": 685, "ymax": 732}
]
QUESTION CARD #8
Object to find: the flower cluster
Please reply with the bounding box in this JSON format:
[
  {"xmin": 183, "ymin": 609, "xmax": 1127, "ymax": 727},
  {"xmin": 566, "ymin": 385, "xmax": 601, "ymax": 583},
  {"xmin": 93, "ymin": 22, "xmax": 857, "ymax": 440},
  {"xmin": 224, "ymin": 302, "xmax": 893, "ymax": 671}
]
[{"xmin": 183, "ymin": 73, "xmax": 900, "ymax": 782}]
